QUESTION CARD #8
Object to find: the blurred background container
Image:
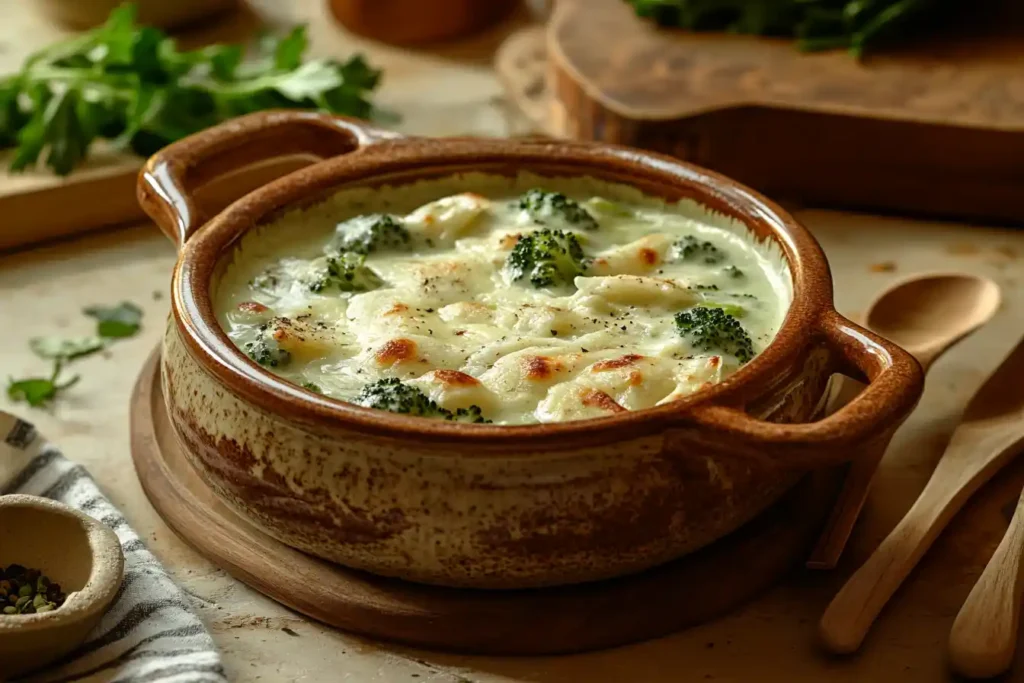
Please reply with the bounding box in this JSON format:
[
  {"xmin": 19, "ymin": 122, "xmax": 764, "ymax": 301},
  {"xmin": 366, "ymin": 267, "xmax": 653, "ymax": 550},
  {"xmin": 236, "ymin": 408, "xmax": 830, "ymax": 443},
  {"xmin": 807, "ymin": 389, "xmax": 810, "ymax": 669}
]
[
  {"xmin": 328, "ymin": 0, "xmax": 520, "ymax": 45},
  {"xmin": 34, "ymin": 0, "xmax": 238, "ymax": 29}
]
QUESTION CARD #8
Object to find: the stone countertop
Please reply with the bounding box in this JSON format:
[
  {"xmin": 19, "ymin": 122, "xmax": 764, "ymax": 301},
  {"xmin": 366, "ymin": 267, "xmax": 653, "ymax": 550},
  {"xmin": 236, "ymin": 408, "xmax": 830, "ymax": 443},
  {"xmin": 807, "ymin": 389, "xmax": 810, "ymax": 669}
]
[{"xmin": 2, "ymin": 1, "xmax": 1024, "ymax": 681}]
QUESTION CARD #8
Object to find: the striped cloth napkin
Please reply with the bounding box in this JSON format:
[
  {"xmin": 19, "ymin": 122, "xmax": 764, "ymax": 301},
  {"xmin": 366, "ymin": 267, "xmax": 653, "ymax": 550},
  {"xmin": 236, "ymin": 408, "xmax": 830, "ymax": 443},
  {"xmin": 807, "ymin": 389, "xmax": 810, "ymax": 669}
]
[{"xmin": 1, "ymin": 411, "xmax": 226, "ymax": 683}]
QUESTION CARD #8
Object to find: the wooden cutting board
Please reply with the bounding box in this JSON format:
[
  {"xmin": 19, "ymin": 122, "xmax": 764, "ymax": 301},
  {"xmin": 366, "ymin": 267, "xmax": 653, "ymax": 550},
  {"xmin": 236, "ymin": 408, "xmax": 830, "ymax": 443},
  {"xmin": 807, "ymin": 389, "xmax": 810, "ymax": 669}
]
[
  {"xmin": 0, "ymin": 152, "xmax": 141, "ymax": 252},
  {"xmin": 130, "ymin": 348, "xmax": 845, "ymax": 655},
  {"xmin": 499, "ymin": 0, "xmax": 1024, "ymax": 225},
  {"xmin": 0, "ymin": 1, "xmax": 262, "ymax": 252}
]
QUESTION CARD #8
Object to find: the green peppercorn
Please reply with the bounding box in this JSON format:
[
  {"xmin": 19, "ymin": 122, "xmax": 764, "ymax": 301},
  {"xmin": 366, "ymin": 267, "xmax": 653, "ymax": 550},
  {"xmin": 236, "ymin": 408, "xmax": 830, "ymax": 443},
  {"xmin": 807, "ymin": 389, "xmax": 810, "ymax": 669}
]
[{"xmin": 0, "ymin": 564, "xmax": 67, "ymax": 617}]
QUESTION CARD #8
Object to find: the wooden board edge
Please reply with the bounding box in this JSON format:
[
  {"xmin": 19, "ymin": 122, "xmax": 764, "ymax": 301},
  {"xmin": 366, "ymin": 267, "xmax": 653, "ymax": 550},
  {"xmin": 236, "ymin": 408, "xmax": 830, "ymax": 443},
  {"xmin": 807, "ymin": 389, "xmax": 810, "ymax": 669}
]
[{"xmin": 0, "ymin": 163, "xmax": 143, "ymax": 252}]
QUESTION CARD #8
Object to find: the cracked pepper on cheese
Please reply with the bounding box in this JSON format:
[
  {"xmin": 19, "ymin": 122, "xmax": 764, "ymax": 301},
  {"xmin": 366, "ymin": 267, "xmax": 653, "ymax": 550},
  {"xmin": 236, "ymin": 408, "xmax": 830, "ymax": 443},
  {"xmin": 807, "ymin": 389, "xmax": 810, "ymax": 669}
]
[{"xmin": 216, "ymin": 173, "xmax": 792, "ymax": 425}]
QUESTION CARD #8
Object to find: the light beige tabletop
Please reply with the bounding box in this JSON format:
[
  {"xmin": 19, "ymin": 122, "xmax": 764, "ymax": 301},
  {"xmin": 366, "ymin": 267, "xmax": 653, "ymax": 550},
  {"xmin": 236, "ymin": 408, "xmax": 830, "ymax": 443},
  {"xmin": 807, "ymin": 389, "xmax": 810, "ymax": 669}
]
[{"xmin": 2, "ymin": 1, "xmax": 1024, "ymax": 681}]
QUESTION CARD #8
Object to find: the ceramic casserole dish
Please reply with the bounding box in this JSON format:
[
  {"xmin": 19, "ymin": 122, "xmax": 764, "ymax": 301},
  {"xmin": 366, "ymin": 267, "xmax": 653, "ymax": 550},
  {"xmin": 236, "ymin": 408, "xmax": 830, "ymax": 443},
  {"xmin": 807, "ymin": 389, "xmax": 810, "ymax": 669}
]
[{"xmin": 138, "ymin": 111, "xmax": 923, "ymax": 589}]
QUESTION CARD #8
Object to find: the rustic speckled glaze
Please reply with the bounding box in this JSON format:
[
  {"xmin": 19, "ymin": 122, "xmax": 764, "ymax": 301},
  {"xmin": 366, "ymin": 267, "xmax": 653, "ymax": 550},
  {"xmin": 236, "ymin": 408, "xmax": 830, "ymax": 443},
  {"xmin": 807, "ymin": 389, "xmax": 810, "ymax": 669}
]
[{"xmin": 138, "ymin": 111, "xmax": 924, "ymax": 589}]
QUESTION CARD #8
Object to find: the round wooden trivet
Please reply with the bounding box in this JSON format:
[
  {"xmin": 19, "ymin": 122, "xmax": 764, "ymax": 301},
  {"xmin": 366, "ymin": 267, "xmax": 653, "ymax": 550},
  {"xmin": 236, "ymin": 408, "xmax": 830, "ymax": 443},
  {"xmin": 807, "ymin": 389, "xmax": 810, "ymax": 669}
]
[{"xmin": 130, "ymin": 348, "xmax": 843, "ymax": 655}]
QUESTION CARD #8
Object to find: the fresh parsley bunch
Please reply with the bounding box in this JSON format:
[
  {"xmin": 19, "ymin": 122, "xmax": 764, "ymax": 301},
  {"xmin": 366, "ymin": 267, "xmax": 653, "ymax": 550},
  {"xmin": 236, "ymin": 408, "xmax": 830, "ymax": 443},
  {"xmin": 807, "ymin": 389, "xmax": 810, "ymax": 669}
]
[
  {"xmin": 0, "ymin": 3, "xmax": 383, "ymax": 175},
  {"xmin": 625, "ymin": 0, "xmax": 953, "ymax": 57}
]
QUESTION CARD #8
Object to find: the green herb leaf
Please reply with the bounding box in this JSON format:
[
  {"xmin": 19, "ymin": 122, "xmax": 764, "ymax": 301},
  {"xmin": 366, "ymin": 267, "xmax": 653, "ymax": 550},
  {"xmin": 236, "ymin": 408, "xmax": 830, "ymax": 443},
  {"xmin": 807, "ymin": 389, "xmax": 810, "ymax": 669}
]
[
  {"xmin": 627, "ymin": 0, "xmax": 953, "ymax": 57},
  {"xmin": 3, "ymin": 4, "xmax": 384, "ymax": 176},
  {"xmin": 274, "ymin": 26, "xmax": 308, "ymax": 71},
  {"xmin": 29, "ymin": 335, "xmax": 106, "ymax": 360},
  {"xmin": 7, "ymin": 361, "xmax": 80, "ymax": 408},
  {"xmin": 83, "ymin": 301, "xmax": 143, "ymax": 338}
]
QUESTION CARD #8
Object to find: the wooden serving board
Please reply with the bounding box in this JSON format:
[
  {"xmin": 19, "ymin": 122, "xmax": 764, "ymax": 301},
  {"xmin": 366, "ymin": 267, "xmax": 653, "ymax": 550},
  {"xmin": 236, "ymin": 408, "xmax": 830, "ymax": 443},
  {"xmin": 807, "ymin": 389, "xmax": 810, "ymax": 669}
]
[
  {"xmin": 130, "ymin": 348, "xmax": 845, "ymax": 655},
  {"xmin": 498, "ymin": 0, "xmax": 1024, "ymax": 225}
]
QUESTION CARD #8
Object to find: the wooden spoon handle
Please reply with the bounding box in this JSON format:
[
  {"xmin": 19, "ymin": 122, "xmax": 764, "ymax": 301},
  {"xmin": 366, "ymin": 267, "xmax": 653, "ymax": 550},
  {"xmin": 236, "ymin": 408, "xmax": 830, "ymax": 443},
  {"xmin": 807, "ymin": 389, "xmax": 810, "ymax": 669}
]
[
  {"xmin": 819, "ymin": 483, "xmax": 948, "ymax": 653},
  {"xmin": 948, "ymin": 489, "xmax": 1024, "ymax": 679},
  {"xmin": 819, "ymin": 432, "xmax": 1022, "ymax": 654}
]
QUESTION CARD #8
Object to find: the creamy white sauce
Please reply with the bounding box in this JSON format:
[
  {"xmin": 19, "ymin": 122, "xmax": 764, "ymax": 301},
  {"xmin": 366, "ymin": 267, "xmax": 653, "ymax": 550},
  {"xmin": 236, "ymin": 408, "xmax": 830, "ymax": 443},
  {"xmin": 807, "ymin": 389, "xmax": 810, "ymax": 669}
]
[{"xmin": 215, "ymin": 173, "xmax": 792, "ymax": 425}]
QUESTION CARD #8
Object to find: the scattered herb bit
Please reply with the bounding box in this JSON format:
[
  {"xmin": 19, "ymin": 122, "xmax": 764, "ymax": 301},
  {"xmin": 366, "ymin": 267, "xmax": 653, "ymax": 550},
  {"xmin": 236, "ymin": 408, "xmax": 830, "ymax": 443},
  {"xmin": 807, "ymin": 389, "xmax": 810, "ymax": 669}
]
[
  {"xmin": 84, "ymin": 301, "xmax": 143, "ymax": 338},
  {"xmin": 669, "ymin": 235, "xmax": 725, "ymax": 265},
  {"xmin": 7, "ymin": 360, "xmax": 79, "ymax": 408},
  {"xmin": 724, "ymin": 265, "xmax": 744, "ymax": 279},
  {"xmin": 0, "ymin": 4, "xmax": 384, "ymax": 175},
  {"xmin": 506, "ymin": 229, "xmax": 588, "ymax": 289},
  {"xmin": 625, "ymin": 0, "xmax": 956, "ymax": 58},
  {"xmin": 0, "ymin": 564, "xmax": 67, "ymax": 615},
  {"xmin": 301, "ymin": 381, "xmax": 322, "ymax": 393},
  {"xmin": 675, "ymin": 305, "xmax": 755, "ymax": 364},
  {"xmin": 692, "ymin": 284, "xmax": 719, "ymax": 291},
  {"xmin": 281, "ymin": 627, "xmax": 300, "ymax": 637},
  {"xmin": 29, "ymin": 335, "xmax": 105, "ymax": 360},
  {"xmin": 250, "ymin": 270, "xmax": 281, "ymax": 292},
  {"xmin": 517, "ymin": 189, "xmax": 599, "ymax": 231}
]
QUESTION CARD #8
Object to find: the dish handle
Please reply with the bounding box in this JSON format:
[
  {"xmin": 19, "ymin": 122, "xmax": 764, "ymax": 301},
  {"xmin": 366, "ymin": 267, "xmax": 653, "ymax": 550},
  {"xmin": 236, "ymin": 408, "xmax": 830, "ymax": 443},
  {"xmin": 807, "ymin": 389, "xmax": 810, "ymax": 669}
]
[
  {"xmin": 137, "ymin": 110, "xmax": 402, "ymax": 247},
  {"xmin": 678, "ymin": 309, "xmax": 924, "ymax": 470}
]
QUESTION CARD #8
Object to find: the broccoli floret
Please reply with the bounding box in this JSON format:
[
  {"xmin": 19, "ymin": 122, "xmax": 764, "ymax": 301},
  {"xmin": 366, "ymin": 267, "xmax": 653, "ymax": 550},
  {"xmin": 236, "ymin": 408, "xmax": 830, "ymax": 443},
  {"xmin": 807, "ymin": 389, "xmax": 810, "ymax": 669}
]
[
  {"xmin": 354, "ymin": 378, "xmax": 493, "ymax": 422},
  {"xmin": 333, "ymin": 214, "xmax": 411, "ymax": 255},
  {"xmin": 669, "ymin": 236, "xmax": 725, "ymax": 265},
  {"xmin": 449, "ymin": 405, "xmax": 493, "ymax": 424},
  {"xmin": 674, "ymin": 306, "xmax": 755, "ymax": 364},
  {"xmin": 308, "ymin": 252, "xmax": 383, "ymax": 293},
  {"xmin": 506, "ymin": 229, "xmax": 588, "ymax": 289},
  {"xmin": 354, "ymin": 378, "xmax": 448, "ymax": 417},
  {"xmin": 518, "ymin": 189, "xmax": 599, "ymax": 231},
  {"xmin": 244, "ymin": 332, "xmax": 291, "ymax": 368}
]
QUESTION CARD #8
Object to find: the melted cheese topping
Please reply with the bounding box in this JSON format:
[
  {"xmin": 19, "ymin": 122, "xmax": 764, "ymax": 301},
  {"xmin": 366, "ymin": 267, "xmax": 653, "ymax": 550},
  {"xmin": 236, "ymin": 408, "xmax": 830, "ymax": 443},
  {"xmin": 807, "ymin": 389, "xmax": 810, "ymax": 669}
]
[{"xmin": 216, "ymin": 173, "xmax": 791, "ymax": 425}]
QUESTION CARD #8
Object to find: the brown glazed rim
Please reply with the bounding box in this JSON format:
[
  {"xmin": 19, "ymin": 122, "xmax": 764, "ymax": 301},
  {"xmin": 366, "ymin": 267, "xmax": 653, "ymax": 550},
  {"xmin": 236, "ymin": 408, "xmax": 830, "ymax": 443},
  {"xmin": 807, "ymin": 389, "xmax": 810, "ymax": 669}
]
[{"xmin": 138, "ymin": 111, "xmax": 922, "ymax": 461}]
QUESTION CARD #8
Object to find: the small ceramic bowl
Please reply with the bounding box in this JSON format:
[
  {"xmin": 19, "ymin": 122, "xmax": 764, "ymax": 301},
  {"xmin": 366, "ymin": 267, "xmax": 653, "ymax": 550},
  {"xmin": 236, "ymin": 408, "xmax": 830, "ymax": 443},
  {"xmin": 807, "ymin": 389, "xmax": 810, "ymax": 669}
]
[{"xmin": 0, "ymin": 495, "xmax": 124, "ymax": 679}]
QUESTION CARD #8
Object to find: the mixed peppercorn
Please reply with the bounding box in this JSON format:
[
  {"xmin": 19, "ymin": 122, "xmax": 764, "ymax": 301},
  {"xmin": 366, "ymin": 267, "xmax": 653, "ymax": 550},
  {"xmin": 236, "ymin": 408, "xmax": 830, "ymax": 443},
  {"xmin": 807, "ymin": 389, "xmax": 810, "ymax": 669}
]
[{"xmin": 0, "ymin": 564, "xmax": 67, "ymax": 615}]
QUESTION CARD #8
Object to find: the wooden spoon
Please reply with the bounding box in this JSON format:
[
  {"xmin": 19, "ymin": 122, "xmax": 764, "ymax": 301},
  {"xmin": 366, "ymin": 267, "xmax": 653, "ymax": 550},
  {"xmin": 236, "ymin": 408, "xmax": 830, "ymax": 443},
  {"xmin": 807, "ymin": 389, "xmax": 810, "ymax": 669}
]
[
  {"xmin": 809, "ymin": 273, "xmax": 1002, "ymax": 568},
  {"xmin": 820, "ymin": 335, "xmax": 1024, "ymax": 655},
  {"xmin": 948, "ymin": 486, "xmax": 1024, "ymax": 678}
]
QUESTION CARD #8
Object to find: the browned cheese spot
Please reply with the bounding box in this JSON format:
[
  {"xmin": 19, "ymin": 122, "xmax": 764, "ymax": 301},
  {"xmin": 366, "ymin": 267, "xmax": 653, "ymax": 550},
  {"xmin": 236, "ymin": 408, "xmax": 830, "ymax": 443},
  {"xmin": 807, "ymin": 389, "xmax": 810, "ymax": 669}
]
[
  {"xmin": 375, "ymin": 338, "xmax": 418, "ymax": 366},
  {"xmin": 499, "ymin": 233, "xmax": 523, "ymax": 250},
  {"xmin": 580, "ymin": 388, "xmax": 627, "ymax": 413},
  {"xmin": 591, "ymin": 354, "xmax": 645, "ymax": 372},
  {"xmin": 521, "ymin": 356, "xmax": 564, "ymax": 381},
  {"xmin": 384, "ymin": 303, "xmax": 409, "ymax": 316},
  {"xmin": 431, "ymin": 369, "xmax": 481, "ymax": 387}
]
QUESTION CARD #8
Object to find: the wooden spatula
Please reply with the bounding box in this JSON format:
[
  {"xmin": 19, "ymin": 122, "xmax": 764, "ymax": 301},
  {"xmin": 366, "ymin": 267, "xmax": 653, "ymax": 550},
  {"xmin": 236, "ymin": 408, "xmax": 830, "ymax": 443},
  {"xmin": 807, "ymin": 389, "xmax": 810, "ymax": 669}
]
[
  {"xmin": 948, "ymin": 487, "xmax": 1024, "ymax": 678},
  {"xmin": 819, "ymin": 336, "xmax": 1024, "ymax": 654}
]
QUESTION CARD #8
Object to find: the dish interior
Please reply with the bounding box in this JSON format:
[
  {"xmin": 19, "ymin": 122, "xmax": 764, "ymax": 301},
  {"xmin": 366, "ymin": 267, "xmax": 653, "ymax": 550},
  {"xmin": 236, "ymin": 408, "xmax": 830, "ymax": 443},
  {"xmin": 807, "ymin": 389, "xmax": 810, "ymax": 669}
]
[{"xmin": 215, "ymin": 172, "xmax": 792, "ymax": 425}]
